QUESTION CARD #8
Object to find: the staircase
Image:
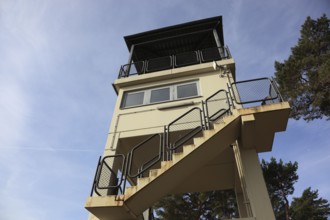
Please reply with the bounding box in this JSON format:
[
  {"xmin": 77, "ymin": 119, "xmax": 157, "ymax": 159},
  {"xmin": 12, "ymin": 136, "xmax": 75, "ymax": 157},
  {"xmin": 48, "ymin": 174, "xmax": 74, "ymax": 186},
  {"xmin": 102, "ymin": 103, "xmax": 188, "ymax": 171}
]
[{"xmin": 85, "ymin": 78, "xmax": 291, "ymax": 220}]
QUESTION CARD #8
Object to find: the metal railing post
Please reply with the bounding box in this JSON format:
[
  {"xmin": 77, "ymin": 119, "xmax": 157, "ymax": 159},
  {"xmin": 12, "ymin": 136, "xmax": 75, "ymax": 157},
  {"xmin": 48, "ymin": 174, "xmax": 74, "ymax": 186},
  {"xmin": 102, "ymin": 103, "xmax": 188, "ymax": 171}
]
[
  {"xmin": 201, "ymin": 100, "xmax": 209, "ymax": 130},
  {"xmin": 118, "ymin": 46, "xmax": 233, "ymax": 79},
  {"xmin": 122, "ymin": 155, "xmax": 128, "ymax": 195},
  {"xmin": 271, "ymin": 77, "xmax": 284, "ymax": 102},
  {"xmin": 227, "ymin": 83, "xmax": 236, "ymax": 109},
  {"xmin": 90, "ymin": 156, "xmax": 102, "ymax": 196},
  {"xmin": 163, "ymin": 126, "xmax": 166, "ymax": 161},
  {"xmin": 167, "ymin": 107, "xmax": 203, "ymax": 152},
  {"xmin": 225, "ymin": 45, "xmax": 232, "ymax": 58},
  {"xmin": 127, "ymin": 134, "xmax": 162, "ymax": 178}
]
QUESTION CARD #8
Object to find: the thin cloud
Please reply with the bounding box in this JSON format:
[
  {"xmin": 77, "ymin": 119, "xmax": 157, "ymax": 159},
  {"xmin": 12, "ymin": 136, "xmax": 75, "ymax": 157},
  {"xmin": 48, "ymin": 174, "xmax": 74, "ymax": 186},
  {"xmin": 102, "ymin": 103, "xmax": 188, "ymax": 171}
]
[{"xmin": 0, "ymin": 146, "xmax": 99, "ymax": 152}]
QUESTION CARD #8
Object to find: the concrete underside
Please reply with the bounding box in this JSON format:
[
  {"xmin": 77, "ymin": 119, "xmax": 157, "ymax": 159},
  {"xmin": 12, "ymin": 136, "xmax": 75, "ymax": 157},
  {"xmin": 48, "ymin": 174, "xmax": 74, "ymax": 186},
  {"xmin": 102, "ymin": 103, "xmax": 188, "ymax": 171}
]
[{"xmin": 85, "ymin": 102, "xmax": 290, "ymax": 220}]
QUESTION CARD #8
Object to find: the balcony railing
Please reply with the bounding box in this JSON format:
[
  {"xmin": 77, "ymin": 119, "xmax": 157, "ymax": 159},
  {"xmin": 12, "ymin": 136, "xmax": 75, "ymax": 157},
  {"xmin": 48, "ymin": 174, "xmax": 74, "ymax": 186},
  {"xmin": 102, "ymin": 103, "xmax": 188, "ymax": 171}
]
[
  {"xmin": 118, "ymin": 46, "xmax": 232, "ymax": 79},
  {"xmin": 90, "ymin": 77, "xmax": 284, "ymax": 197}
]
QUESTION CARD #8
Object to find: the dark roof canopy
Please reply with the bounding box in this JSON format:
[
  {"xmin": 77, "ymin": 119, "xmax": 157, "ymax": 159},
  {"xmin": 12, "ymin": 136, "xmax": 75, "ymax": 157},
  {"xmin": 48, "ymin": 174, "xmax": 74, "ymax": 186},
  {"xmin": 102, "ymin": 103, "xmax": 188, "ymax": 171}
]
[{"xmin": 124, "ymin": 16, "xmax": 224, "ymax": 62}]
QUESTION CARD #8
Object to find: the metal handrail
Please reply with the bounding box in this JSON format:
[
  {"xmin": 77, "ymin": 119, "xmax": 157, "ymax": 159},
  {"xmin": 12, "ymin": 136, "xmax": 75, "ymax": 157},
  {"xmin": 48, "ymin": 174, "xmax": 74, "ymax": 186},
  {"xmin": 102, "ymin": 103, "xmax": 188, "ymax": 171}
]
[
  {"xmin": 139, "ymin": 154, "xmax": 161, "ymax": 178},
  {"xmin": 127, "ymin": 134, "xmax": 162, "ymax": 178},
  {"xmin": 118, "ymin": 65, "xmax": 126, "ymax": 78},
  {"xmin": 145, "ymin": 56, "xmax": 173, "ymax": 73},
  {"xmin": 166, "ymin": 107, "xmax": 204, "ymax": 151},
  {"xmin": 225, "ymin": 45, "xmax": 232, "ymax": 59},
  {"xmin": 231, "ymin": 77, "xmax": 279, "ymax": 105},
  {"xmin": 170, "ymin": 126, "xmax": 202, "ymax": 150},
  {"xmin": 118, "ymin": 46, "xmax": 231, "ymax": 79},
  {"xmin": 90, "ymin": 77, "xmax": 286, "ymax": 197},
  {"xmin": 174, "ymin": 51, "xmax": 200, "ymax": 67},
  {"xmin": 270, "ymin": 77, "xmax": 284, "ymax": 102},
  {"xmin": 119, "ymin": 61, "xmax": 145, "ymax": 78},
  {"xmin": 200, "ymin": 46, "xmax": 226, "ymax": 63},
  {"xmin": 94, "ymin": 154, "xmax": 126, "ymax": 196},
  {"xmin": 90, "ymin": 156, "xmax": 102, "ymax": 196},
  {"xmin": 205, "ymin": 89, "xmax": 231, "ymax": 124}
]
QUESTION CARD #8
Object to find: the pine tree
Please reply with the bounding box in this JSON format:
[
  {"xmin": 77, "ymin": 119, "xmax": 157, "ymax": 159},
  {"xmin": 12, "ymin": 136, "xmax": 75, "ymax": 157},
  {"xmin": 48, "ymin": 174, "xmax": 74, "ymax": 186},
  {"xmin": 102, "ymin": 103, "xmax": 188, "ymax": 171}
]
[
  {"xmin": 275, "ymin": 14, "xmax": 330, "ymax": 121},
  {"xmin": 153, "ymin": 190, "xmax": 238, "ymax": 220},
  {"xmin": 261, "ymin": 157, "xmax": 299, "ymax": 220},
  {"xmin": 290, "ymin": 187, "xmax": 330, "ymax": 220}
]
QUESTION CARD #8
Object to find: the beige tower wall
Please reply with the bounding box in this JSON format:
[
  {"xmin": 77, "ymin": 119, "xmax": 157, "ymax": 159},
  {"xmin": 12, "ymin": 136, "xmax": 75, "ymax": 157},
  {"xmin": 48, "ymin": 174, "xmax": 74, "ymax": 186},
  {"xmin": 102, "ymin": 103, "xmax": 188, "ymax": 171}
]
[{"xmin": 103, "ymin": 59, "xmax": 235, "ymax": 157}]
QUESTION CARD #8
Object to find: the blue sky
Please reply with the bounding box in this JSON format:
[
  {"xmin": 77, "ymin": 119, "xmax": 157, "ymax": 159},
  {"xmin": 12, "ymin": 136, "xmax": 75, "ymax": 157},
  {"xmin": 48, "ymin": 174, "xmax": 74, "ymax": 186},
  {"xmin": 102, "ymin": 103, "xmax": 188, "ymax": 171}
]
[{"xmin": 0, "ymin": 0, "xmax": 329, "ymax": 219}]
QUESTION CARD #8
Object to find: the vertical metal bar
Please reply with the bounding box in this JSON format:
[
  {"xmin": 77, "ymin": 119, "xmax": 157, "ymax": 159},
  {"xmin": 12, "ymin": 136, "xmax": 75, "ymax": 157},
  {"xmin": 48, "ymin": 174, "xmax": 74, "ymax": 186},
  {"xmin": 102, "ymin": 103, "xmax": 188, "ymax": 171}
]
[
  {"xmin": 167, "ymin": 126, "xmax": 170, "ymax": 159},
  {"xmin": 227, "ymin": 83, "xmax": 236, "ymax": 109},
  {"xmin": 205, "ymin": 99, "xmax": 211, "ymax": 125},
  {"xmin": 225, "ymin": 91, "xmax": 232, "ymax": 115},
  {"xmin": 201, "ymin": 101, "xmax": 209, "ymax": 130},
  {"xmin": 142, "ymin": 61, "xmax": 146, "ymax": 74},
  {"xmin": 195, "ymin": 50, "xmax": 201, "ymax": 64},
  {"xmin": 213, "ymin": 29, "xmax": 224, "ymax": 58},
  {"xmin": 199, "ymin": 109, "xmax": 204, "ymax": 131},
  {"xmin": 267, "ymin": 81, "xmax": 274, "ymax": 104},
  {"xmin": 163, "ymin": 126, "xmax": 166, "ymax": 161},
  {"xmin": 118, "ymin": 66, "xmax": 123, "ymax": 79},
  {"xmin": 122, "ymin": 154, "xmax": 128, "ymax": 195},
  {"xmin": 127, "ymin": 151, "xmax": 133, "ymax": 181},
  {"xmin": 90, "ymin": 156, "xmax": 102, "ymax": 196},
  {"xmin": 271, "ymin": 77, "xmax": 284, "ymax": 102},
  {"xmin": 137, "ymin": 168, "xmax": 141, "ymax": 178},
  {"xmin": 126, "ymin": 44, "xmax": 135, "ymax": 77},
  {"xmin": 197, "ymin": 50, "xmax": 202, "ymax": 64},
  {"xmin": 225, "ymin": 45, "xmax": 232, "ymax": 58},
  {"xmin": 159, "ymin": 133, "xmax": 163, "ymax": 162},
  {"xmin": 149, "ymin": 208, "xmax": 154, "ymax": 220}
]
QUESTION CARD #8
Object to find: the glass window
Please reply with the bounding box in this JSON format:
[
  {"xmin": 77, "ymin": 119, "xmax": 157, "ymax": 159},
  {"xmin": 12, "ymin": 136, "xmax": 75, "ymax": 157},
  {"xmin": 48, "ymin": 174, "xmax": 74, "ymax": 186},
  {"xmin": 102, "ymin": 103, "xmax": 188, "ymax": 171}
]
[
  {"xmin": 177, "ymin": 83, "xmax": 198, "ymax": 99},
  {"xmin": 122, "ymin": 92, "xmax": 144, "ymax": 107},
  {"xmin": 122, "ymin": 81, "xmax": 199, "ymax": 108},
  {"xmin": 150, "ymin": 87, "xmax": 170, "ymax": 103}
]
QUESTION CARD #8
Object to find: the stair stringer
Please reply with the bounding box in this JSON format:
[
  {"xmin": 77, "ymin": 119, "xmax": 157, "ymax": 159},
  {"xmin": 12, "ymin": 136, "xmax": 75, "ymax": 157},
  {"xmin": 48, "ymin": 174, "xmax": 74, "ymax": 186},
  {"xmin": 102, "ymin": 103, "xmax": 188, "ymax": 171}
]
[
  {"xmin": 126, "ymin": 114, "xmax": 241, "ymax": 216},
  {"xmin": 86, "ymin": 112, "xmax": 241, "ymax": 220}
]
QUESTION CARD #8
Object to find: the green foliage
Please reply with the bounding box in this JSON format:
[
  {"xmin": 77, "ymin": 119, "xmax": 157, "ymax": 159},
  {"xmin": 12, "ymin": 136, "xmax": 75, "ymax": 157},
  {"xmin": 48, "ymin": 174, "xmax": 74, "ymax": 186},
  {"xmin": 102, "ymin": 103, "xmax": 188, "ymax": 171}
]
[
  {"xmin": 290, "ymin": 187, "xmax": 330, "ymax": 220},
  {"xmin": 261, "ymin": 157, "xmax": 299, "ymax": 220},
  {"xmin": 153, "ymin": 190, "xmax": 238, "ymax": 220},
  {"xmin": 275, "ymin": 14, "xmax": 330, "ymax": 121},
  {"xmin": 153, "ymin": 158, "xmax": 329, "ymax": 220}
]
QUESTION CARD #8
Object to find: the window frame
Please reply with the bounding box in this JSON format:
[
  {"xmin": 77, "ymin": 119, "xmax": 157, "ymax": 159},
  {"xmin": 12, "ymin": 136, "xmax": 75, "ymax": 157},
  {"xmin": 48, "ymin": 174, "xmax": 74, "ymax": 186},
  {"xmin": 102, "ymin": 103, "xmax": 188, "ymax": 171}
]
[
  {"xmin": 148, "ymin": 85, "xmax": 172, "ymax": 104},
  {"xmin": 121, "ymin": 81, "xmax": 200, "ymax": 109},
  {"xmin": 174, "ymin": 81, "xmax": 200, "ymax": 100},
  {"xmin": 122, "ymin": 90, "xmax": 146, "ymax": 108}
]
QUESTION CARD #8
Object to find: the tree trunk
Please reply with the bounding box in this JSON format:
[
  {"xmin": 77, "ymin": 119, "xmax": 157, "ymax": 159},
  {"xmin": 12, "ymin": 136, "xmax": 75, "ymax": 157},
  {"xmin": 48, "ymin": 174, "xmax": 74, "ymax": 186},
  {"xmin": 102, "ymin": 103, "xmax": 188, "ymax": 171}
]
[{"xmin": 284, "ymin": 197, "xmax": 290, "ymax": 220}]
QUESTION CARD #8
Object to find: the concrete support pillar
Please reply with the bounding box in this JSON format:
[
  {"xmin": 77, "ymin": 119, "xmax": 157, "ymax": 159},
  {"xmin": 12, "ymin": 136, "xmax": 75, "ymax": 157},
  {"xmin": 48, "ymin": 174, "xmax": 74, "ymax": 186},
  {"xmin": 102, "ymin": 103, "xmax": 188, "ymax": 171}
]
[
  {"xmin": 234, "ymin": 163, "xmax": 249, "ymax": 218},
  {"xmin": 236, "ymin": 190, "xmax": 249, "ymax": 218},
  {"xmin": 233, "ymin": 142, "xmax": 275, "ymax": 220},
  {"xmin": 142, "ymin": 209, "xmax": 150, "ymax": 220}
]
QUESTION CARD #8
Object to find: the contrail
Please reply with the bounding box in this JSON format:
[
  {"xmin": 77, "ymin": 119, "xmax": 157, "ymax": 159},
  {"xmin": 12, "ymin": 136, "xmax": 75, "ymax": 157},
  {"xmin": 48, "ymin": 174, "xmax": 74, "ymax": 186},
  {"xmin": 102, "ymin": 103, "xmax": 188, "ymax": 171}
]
[{"xmin": 0, "ymin": 146, "xmax": 99, "ymax": 152}]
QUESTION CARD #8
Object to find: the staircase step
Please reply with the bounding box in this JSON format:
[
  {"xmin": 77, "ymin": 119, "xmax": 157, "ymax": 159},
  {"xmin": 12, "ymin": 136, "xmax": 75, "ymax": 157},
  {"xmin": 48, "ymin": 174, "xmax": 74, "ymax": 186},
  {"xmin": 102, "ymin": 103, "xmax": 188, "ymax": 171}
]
[
  {"xmin": 203, "ymin": 129, "xmax": 216, "ymax": 137},
  {"xmin": 125, "ymin": 186, "xmax": 137, "ymax": 199},
  {"xmin": 137, "ymin": 177, "xmax": 150, "ymax": 188},
  {"xmin": 183, "ymin": 144, "xmax": 195, "ymax": 154},
  {"xmin": 86, "ymin": 111, "xmax": 245, "ymax": 220},
  {"xmin": 156, "ymin": 161, "xmax": 172, "ymax": 176},
  {"xmin": 193, "ymin": 136, "xmax": 206, "ymax": 145},
  {"xmin": 213, "ymin": 118, "xmax": 230, "ymax": 129},
  {"xmin": 161, "ymin": 160, "xmax": 173, "ymax": 169},
  {"xmin": 149, "ymin": 169, "xmax": 158, "ymax": 178},
  {"xmin": 172, "ymin": 152, "xmax": 184, "ymax": 163}
]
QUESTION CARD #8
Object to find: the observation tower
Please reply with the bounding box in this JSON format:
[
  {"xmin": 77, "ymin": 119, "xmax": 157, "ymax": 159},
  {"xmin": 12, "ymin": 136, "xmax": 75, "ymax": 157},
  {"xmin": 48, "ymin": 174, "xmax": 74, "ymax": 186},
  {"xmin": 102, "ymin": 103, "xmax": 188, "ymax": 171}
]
[{"xmin": 85, "ymin": 16, "xmax": 290, "ymax": 220}]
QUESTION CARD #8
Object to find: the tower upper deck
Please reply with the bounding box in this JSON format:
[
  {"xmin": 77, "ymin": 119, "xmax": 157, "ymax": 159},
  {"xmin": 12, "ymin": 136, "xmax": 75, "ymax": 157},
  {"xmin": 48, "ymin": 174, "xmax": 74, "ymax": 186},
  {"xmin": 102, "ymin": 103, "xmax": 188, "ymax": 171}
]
[{"xmin": 118, "ymin": 16, "xmax": 232, "ymax": 80}]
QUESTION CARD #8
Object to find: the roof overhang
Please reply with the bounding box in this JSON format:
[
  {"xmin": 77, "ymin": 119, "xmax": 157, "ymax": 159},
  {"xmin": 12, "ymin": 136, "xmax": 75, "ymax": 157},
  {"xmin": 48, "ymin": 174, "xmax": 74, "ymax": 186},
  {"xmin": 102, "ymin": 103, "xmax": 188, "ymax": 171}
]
[{"xmin": 124, "ymin": 16, "xmax": 224, "ymax": 62}]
